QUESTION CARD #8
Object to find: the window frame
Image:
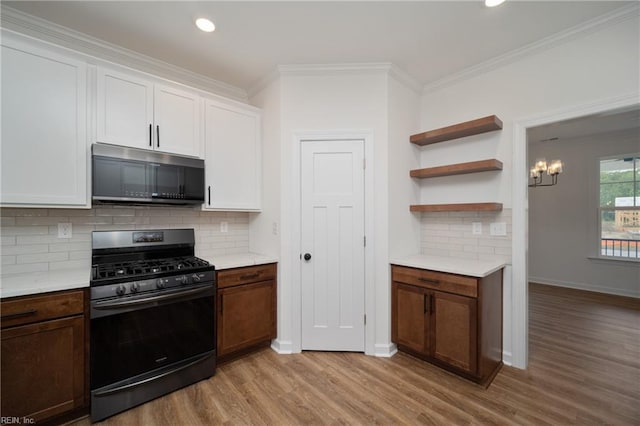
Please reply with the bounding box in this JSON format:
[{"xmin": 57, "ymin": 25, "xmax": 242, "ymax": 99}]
[{"xmin": 597, "ymin": 153, "xmax": 640, "ymax": 261}]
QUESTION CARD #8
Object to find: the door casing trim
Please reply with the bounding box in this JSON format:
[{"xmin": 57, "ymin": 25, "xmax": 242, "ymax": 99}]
[{"xmin": 290, "ymin": 130, "xmax": 375, "ymax": 355}]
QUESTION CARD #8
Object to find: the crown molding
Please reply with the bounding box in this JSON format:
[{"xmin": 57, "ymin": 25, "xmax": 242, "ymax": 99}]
[
  {"xmin": 248, "ymin": 62, "xmax": 421, "ymax": 98},
  {"xmin": 247, "ymin": 67, "xmax": 282, "ymax": 99},
  {"xmin": 278, "ymin": 62, "xmax": 395, "ymax": 76},
  {"xmin": 423, "ymin": 3, "xmax": 640, "ymax": 95},
  {"xmin": 0, "ymin": 5, "xmax": 248, "ymax": 102},
  {"xmin": 387, "ymin": 64, "xmax": 422, "ymax": 94}
]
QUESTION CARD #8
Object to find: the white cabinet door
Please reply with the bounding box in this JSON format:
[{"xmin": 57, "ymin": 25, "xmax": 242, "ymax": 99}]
[
  {"xmin": 96, "ymin": 68, "xmax": 201, "ymax": 157},
  {"xmin": 1, "ymin": 36, "xmax": 88, "ymax": 207},
  {"xmin": 154, "ymin": 84, "xmax": 201, "ymax": 157},
  {"xmin": 204, "ymin": 101, "xmax": 261, "ymax": 211},
  {"xmin": 96, "ymin": 67, "xmax": 154, "ymax": 150}
]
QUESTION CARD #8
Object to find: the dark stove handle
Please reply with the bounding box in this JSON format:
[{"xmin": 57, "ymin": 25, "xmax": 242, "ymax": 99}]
[{"xmin": 93, "ymin": 285, "xmax": 213, "ymax": 311}]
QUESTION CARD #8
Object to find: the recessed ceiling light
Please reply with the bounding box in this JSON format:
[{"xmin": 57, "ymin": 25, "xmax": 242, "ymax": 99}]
[
  {"xmin": 196, "ymin": 18, "xmax": 215, "ymax": 33},
  {"xmin": 485, "ymin": 0, "xmax": 506, "ymax": 7}
]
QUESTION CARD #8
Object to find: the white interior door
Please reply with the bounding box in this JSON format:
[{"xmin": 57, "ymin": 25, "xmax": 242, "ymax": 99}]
[{"xmin": 301, "ymin": 139, "xmax": 365, "ymax": 351}]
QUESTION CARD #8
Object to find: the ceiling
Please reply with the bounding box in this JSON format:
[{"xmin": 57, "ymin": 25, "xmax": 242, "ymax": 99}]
[
  {"xmin": 3, "ymin": 1, "xmax": 633, "ymax": 92},
  {"xmin": 528, "ymin": 106, "xmax": 640, "ymax": 145}
]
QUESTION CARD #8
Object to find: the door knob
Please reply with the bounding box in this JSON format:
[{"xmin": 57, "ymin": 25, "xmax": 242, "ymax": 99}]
[{"xmin": 303, "ymin": 253, "xmax": 312, "ymax": 261}]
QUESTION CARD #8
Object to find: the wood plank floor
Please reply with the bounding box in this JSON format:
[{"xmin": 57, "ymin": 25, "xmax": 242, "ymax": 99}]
[{"xmin": 74, "ymin": 283, "xmax": 640, "ymax": 425}]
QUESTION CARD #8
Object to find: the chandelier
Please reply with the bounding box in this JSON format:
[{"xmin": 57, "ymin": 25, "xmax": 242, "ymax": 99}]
[{"xmin": 529, "ymin": 158, "xmax": 563, "ymax": 187}]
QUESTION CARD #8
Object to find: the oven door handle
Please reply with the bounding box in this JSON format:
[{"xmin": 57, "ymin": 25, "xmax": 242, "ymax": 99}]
[
  {"xmin": 93, "ymin": 286, "xmax": 213, "ymax": 310},
  {"xmin": 93, "ymin": 351, "xmax": 215, "ymax": 398}
]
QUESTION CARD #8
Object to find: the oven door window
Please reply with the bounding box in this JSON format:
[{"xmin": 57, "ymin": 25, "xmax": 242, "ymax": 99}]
[{"xmin": 91, "ymin": 295, "xmax": 214, "ymax": 390}]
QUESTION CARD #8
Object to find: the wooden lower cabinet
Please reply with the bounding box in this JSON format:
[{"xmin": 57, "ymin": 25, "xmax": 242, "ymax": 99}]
[
  {"xmin": 391, "ymin": 265, "xmax": 502, "ymax": 386},
  {"xmin": 1, "ymin": 289, "xmax": 88, "ymax": 424},
  {"xmin": 217, "ymin": 263, "xmax": 277, "ymax": 361}
]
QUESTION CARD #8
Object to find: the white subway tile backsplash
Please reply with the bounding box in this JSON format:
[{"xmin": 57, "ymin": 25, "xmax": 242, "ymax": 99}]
[
  {"xmin": 1, "ymin": 217, "xmax": 16, "ymax": 226},
  {"xmin": 420, "ymin": 209, "xmax": 512, "ymax": 262},
  {"xmin": 2, "ymin": 244, "xmax": 49, "ymax": 255},
  {"xmin": 1, "ymin": 236, "xmax": 16, "ymax": 246},
  {"xmin": 49, "ymin": 242, "xmax": 91, "ymax": 253},
  {"xmin": 15, "ymin": 217, "xmax": 69, "ymax": 226},
  {"xmin": 49, "ymin": 260, "xmax": 90, "ymax": 271},
  {"xmin": 2, "ymin": 226, "xmax": 50, "ymax": 236},
  {"xmin": 2, "ymin": 263, "xmax": 49, "ymax": 275},
  {"xmin": 18, "ymin": 252, "xmax": 68, "ymax": 264},
  {"xmin": 1, "ymin": 206, "xmax": 250, "ymax": 276}
]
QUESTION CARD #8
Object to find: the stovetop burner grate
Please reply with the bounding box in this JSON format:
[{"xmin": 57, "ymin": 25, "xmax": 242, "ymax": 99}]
[{"xmin": 92, "ymin": 256, "xmax": 210, "ymax": 281}]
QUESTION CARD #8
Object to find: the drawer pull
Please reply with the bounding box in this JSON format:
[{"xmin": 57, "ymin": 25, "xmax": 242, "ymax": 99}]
[
  {"xmin": 1, "ymin": 308, "xmax": 38, "ymax": 320},
  {"xmin": 418, "ymin": 278, "xmax": 439, "ymax": 285},
  {"xmin": 240, "ymin": 273, "xmax": 260, "ymax": 280}
]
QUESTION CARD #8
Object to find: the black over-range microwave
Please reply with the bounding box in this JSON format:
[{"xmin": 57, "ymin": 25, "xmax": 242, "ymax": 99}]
[{"xmin": 92, "ymin": 144, "xmax": 205, "ymax": 205}]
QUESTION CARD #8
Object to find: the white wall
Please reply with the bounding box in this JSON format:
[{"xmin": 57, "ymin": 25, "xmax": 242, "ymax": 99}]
[
  {"xmin": 249, "ymin": 78, "xmax": 281, "ymax": 259},
  {"xmin": 250, "ymin": 68, "xmax": 422, "ymax": 356},
  {"xmin": 281, "ymin": 70, "xmax": 389, "ymax": 355},
  {"xmin": 385, "ymin": 75, "xmax": 421, "ymax": 353},
  {"xmin": 529, "ymin": 129, "xmax": 640, "ymax": 297},
  {"xmin": 419, "ymin": 13, "xmax": 640, "ymax": 367},
  {"xmin": 387, "ymin": 76, "xmax": 421, "ymax": 259}
]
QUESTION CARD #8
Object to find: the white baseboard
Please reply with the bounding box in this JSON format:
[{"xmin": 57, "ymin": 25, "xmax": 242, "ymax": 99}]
[
  {"xmin": 270, "ymin": 339, "xmax": 294, "ymax": 354},
  {"xmin": 529, "ymin": 276, "xmax": 639, "ymax": 299},
  {"xmin": 502, "ymin": 351, "xmax": 513, "ymax": 367},
  {"xmin": 373, "ymin": 343, "xmax": 398, "ymax": 358}
]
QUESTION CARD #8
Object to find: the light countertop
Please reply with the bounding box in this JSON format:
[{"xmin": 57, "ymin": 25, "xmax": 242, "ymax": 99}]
[
  {"xmin": 209, "ymin": 253, "xmax": 278, "ymax": 270},
  {"xmin": 390, "ymin": 254, "xmax": 506, "ymax": 278},
  {"xmin": 1, "ymin": 268, "xmax": 90, "ymax": 299},
  {"xmin": 1, "ymin": 253, "xmax": 278, "ymax": 299}
]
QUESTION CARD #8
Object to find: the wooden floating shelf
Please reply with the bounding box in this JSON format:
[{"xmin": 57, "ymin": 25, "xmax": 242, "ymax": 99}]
[
  {"xmin": 410, "ymin": 203, "xmax": 503, "ymax": 212},
  {"xmin": 410, "ymin": 159, "xmax": 503, "ymax": 179},
  {"xmin": 410, "ymin": 115, "xmax": 503, "ymax": 146}
]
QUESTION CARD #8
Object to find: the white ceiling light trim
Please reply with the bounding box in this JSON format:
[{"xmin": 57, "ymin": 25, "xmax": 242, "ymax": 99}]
[
  {"xmin": 485, "ymin": 0, "xmax": 506, "ymax": 7},
  {"xmin": 195, "ymin": 18, "xmax": 215, "ymax": 32}
]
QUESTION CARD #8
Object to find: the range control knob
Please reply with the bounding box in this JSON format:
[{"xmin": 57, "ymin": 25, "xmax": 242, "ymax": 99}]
[
  {"xmin": 115, "ymin": 285, "xmax": 126, "ymax": 296},
  {"xmin": 179, "ymin": 275, "xmax": 190, "ymax": 285},
  {"xmin": 156, "ymin": 279, "xmax": 166, "ymax": 289},
  {"xmin": 130, "ymin": 282, "xmax": 140, "ymax": 293},
  {"xmin": 192, "ymin": 274, "xmax": 201, "ymax": 282}
]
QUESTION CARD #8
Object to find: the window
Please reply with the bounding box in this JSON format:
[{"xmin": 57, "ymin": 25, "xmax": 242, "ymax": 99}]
[{"xmin": 599, "ymin": 155, "xmax": 640, "ymax": 259}]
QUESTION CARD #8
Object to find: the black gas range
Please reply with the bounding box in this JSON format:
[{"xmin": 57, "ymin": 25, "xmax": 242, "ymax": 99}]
[{"xmin": 89, "ymin": 229, "xmax": 216, "ymax": 422}]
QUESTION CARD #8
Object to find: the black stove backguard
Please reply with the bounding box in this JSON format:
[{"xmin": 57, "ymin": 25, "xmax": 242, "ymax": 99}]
[{"xmin": 89, "ymin": 229, "xmax": 216, "ymax": 422}]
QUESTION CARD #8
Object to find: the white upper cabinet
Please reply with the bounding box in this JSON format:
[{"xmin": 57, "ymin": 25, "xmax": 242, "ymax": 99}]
[
  {"xmin": 153, "ymin": 84, "xmax": 201, "ymax": 157},
  {"xmin": 203, "ymin": 100, "xmax": 262, "ymax": 211},
  {"xmin": 96, "ymin": 67, "xmax": 201, "ymax": 158},
  {"xmin": 1, "ymin": 34, "xmax": 88, "ymax": 207},
  {"xmin": 96, "ymin": 68, "xmax": 153, "ymax": 150}
]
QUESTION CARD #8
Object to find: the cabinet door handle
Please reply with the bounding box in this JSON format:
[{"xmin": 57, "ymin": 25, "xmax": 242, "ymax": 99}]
[
  {"xmin": 423, "ymin": 294, "xmax": 428, "ymax": 314},
  {"xmin": 419, "ymin": 277, "xmax": 439, "ymax": 285},
  {"xmin": 1, "ymin": 308, "xmax": 37, "ymax": 320},
  {"xmin": 149, "ymin": 124, "xmax": 152, "ymax": 147},
  {"xmin": 156, "ymin": 125, "xmax": 160, "ymax": 148},
  {"xmin": 208, "ymin": 186, "xmax": 211, "ymax": 205}
]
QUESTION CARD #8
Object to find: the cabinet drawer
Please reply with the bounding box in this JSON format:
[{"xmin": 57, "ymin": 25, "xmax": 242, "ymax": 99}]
[
  {"xmin": 1, "ymin": 290, "xmax": 85, "ymax": 329},
  {"xmin": 391, "ymin": 266, "xmax": 477, "ymax": 298},
  {"xmin": 217, "ymin": 263, "xmax": 277, "ymax": 289}
]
